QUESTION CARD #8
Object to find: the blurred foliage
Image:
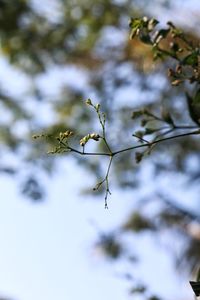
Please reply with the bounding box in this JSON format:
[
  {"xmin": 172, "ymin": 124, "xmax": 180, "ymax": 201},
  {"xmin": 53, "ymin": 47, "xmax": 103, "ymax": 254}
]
[
  {"xmin": 0, "ymin": 0, "xmax": 200, "ymax": 299},
  {"xmin": 94, "ymin": 232, "xmax": 123, "ymax": 259},
  {"xmin": 122, "ymin": 211, "xmax": 155, "ymax": 232}
]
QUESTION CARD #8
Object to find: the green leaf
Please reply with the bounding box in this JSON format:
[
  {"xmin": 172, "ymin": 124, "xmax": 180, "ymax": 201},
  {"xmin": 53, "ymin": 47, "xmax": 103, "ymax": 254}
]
[
  {"xmin": 182, "ymin": 52, "xmax": 198, "ymax": 67},
  {"xmin": 129, "ymin": 18, "xmax": 141, "ymax": 29},
  {"xmin": 129, "ymin": 18, "xmax": 142, "ymax": 39},
  {"xmin": 186, "ymin": 92, "xmax": 200, "ymax": 125},
  {"xmin": 161, "ymin": 108, "xmax": 175, "ymax": 126},
  {"xmin": 130, "ymin": 27, "xmax": 138, "ymax": 39}
]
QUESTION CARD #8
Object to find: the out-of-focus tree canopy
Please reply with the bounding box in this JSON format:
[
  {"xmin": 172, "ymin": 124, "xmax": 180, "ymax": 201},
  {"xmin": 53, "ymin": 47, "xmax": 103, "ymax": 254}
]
[{"xmin": 0, "ymin": 0, "xmax": 200, "ymax": 299}]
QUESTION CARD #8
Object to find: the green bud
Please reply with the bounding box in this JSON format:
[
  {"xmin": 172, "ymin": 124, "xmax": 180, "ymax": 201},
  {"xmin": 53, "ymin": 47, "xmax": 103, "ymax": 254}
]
[
  {"xmin": 171, "ymin": 79, "xmax": 183, "ymax": 86},
  {"xmin": 90, "ymin": 133, "xmax": 100, "ymax": 141},
  {"xmin": 95, "ymin": 104, "xmax": 100, "ymax": 111},
  {"xmin": 86, "ymin": 98, "xmax": 92, "ymax": 106},
  {"xmin": 80, "ymin": 133, "xmax": 100, "ymax": 146},
  {"xmin": 59, "ymin": 132, "xmax": 64, "ymax": 139},
  {"xmin": 63, "ymin": 130, "xmax": 74, "ymax": 138}
]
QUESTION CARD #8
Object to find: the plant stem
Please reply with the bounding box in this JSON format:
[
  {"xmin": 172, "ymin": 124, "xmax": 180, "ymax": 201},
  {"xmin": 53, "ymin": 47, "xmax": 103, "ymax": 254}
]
[{"xmin": 112, "ymin": 130, "xmax": 200, "ymax": 156}]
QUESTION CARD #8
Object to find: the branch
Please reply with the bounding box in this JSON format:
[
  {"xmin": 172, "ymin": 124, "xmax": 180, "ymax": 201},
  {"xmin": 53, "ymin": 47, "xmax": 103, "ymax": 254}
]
[
  {"xmin": 112, "ymin": 130, "xmax": 200, "ymax": 156},
  {"xmin": 68, "ymin": 146, "xmax": 111, "ymax": 156},
  {"xmin": 93, "ymin": 155, "xmax": 113, "ymax": 208}
]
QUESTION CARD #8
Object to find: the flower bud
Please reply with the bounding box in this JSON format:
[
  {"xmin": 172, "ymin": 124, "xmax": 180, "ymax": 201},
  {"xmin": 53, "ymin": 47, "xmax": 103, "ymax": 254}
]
[{"xmin": 86, "ymin": 98, "xmax": 92, "ymax": 106}]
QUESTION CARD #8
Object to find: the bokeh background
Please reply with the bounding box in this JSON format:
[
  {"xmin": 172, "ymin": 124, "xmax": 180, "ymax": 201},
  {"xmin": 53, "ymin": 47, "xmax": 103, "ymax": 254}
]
[{"xmin": 0, "ymin": 0, "xmax": 200, "ymax": 299}]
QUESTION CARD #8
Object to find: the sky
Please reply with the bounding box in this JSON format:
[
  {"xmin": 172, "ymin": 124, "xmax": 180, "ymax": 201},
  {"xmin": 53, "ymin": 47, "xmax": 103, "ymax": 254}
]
[
  {"xmin": 0, "ymin": 1, "xmax": 199, "ymax": 300},
  {"xmin": 0, "ymin": 157, "xmax": 194, "ymax": 300},
  {"xmin": 0, "ymin": 160, "xmax": 129, "ymax": 300}
]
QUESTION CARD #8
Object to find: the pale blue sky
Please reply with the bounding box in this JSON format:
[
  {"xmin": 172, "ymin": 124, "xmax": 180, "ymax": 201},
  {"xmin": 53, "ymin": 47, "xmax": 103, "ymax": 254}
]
[
  {"xmin": 0, "ymin": 157, "xmax": 193, "ymax": 300},
  {"xmin": 0, "ymin": 1, "xmax": 199, "ymax": 299},
  {"xmin": 0, "ymin": 160, "xmax": 129, "ymax": 300}
]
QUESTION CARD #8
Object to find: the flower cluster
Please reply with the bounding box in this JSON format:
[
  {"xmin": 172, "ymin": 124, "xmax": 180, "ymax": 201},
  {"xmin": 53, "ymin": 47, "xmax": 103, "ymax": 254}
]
[{"xmin": 80, "ymin": 133, "xmax": 100, "ymax": 147}]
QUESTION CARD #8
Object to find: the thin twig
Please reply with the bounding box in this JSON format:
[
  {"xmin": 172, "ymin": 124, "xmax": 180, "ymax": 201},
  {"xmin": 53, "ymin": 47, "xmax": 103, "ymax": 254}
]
[
  {"xmin": 60, "ymin": 130, "xmax": 200, "ymax": 157},
  {"xmin": 68, "ymin": 146, "xmax": 111, "ymax": 156},
  {"xmin": 93, "ymin": 155, "xmax": 113, "ymax": 208},
  {"xmin": 112, "ymin": 130, "xmax": 200, "ymax": 156},
  {"xmin": 104, "ymin": 156, "xmax": 113, "ymax": 209},
  {"xmin": 102, "ymin": 136, "xmax": 112, "ymax": 153},
  {"xmin": 132, "ymin": 133, "xmax": 150, "ymax": 144}
]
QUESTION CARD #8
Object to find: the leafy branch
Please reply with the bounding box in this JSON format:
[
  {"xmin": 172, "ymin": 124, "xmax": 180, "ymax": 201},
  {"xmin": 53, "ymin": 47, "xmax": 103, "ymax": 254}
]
[
  {"xmin": 34, "ymin": 99, "xmax": 200, "ymax": 208},
  {"xmin": 34, "ymin": 17, "xmax": 200, "ymax": 208},
  {"xmin": 129, "ymin": 17, "xmax": 200, "ymax": 85}
]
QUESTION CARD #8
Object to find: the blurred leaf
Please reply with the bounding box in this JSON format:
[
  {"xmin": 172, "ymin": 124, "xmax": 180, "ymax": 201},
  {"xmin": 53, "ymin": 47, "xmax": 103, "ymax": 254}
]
[
  {"xmin": 182, "ymin": 52, "xmax": 198, "ymax": 67},
  {"xmin": 161, "ymin": 107, "xmax": 174, "ymax": 125},
  {"xmin": 95, "ymin": 234, "xmax": 122, "ymax": 259},
  {"xmin": 130, "ymin": 284, "xmax": 146, "ymax": 294},
  {"xmin": 186, "ymin": 91, "xmax": 200, "ymax": 125},
  {"xmin": 122, "ymin": 212, "xmax": 155, "ymax": 232},
  {"xmin": 21, "ymin": 176, "xmax": 44, "ymax": 201}
]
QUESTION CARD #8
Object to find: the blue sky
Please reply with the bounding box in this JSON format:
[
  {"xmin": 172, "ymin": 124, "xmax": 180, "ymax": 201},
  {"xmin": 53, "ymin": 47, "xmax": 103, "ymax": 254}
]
[
  {"xmin": 0, "ymin": 157, "xmax": 193, "ymax": 300},
  {"xmin": 0, "ymin": 1, "xmax": 199, "ymax": 299},
  {"xmin": 0, "ymin": 160, "xmax": 132, "ymax": 300},
  {"xmin": 0, "ymin": 52, "xmax": 194, "ymax": 300}
]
